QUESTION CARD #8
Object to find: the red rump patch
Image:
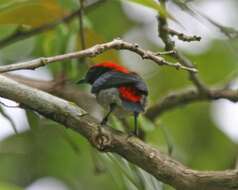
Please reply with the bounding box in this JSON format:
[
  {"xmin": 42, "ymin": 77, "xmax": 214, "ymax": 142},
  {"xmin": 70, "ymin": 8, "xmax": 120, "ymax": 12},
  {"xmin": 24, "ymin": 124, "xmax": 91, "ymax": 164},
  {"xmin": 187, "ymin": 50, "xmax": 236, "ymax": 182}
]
[
  {"xmin": 93, "ymin": 61, "xmax": 129, "ymax": 73},
  {"xmin": 119, "ymin": 86, "xmax": 141, "ymax": 103}
]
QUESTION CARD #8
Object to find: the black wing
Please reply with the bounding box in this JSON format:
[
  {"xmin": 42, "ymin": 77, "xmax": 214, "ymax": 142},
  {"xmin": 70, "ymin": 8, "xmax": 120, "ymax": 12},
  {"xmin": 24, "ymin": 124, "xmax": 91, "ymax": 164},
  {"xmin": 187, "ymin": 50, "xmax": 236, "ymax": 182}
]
[{"xmin": 91, "ymin": 71, "xmax": 148, "ymax": 95}]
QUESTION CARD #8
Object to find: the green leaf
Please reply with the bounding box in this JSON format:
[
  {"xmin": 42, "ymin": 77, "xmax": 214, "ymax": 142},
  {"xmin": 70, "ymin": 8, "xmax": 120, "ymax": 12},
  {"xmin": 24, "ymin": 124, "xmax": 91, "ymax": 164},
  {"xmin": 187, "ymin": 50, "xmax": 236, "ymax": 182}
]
[
  {"xmin": 0, "ymin": 25, "xmax": 17, "ymax": 40},
  {"xmin": 107, "ymin": 154, "xmax": 141, "ymax": 189},
  {"xmin": 0, "ymin": 0, "xmax": 64, "ymax": 27},
  {"xmin": 87, "ymin": 0, "xmax": 134, "ymax": 40},
  {"xmin": 111, "ymin": 116, "xmax": 124, "ymax": 131}
]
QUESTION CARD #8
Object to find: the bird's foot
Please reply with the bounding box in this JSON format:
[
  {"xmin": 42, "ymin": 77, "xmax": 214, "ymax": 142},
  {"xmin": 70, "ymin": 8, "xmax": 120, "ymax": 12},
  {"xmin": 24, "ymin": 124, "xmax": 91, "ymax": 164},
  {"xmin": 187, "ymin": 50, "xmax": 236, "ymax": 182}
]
[
  {"xmin": 100, "ymin": 118, "xmax": 108, "ymax": 126},
  {"xmin": 128, "ymin": 131, "xmax": 138, "ymax": 138}
]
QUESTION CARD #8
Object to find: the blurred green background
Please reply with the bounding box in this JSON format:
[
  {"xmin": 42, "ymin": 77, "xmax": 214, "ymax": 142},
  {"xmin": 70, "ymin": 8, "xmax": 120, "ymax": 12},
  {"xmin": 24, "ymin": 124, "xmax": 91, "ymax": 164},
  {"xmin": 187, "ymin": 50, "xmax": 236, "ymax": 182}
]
[{"xmin": 0, "ymin": 0, "xmax": 238, "ymax": 190}]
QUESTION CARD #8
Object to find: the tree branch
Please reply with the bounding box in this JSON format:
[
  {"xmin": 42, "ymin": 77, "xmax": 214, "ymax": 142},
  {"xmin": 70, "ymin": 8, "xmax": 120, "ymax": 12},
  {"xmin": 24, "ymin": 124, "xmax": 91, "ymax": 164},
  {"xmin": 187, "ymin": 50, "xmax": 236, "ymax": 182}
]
[
  {"xmin": 77, "ymin": 0, "xmax": 87, "ymax": 66},
  {"xmin": 146, "ymin": 85, "xmax": 238, "ymax": 120},
  {"xmin": 158, "ymin": 0, "xmax": 207, "ymax": 92},
  {"xmin": 2, "ymin": 73, "xmax": 99, "ymax": 114},
  {"xmin": 0, "ymin": 39, "xmax": 197, "ymax": 73},
  {"xmin": 4, "ymin": 73, "xmax": 238, "ymax": 123},
  {"xmin": 145, "ymin": 87, "xmax": 238, "ymax": 120},
  {"xmin": 166, "ymin": 28, "xmax": 201, "ymax": 42},
  {"xmin": 0, "ymin": 75, "xmax": 237, "ymax": 190},
  {"xmin": 78, "ymin": 0, "xmax": 86, "ymax": 50}
]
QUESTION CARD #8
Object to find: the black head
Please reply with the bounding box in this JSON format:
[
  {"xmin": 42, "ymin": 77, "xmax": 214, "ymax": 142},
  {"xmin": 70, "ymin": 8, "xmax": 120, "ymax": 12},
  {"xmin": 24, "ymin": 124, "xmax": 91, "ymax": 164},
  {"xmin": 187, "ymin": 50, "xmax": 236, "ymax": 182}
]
[
  {"xmin": 77, "ymin": 66, "xmax": 111, "ymax": 85},
  {"xmin": 84, "ymin": 66, "xmax": 111, "ymax": 84}
]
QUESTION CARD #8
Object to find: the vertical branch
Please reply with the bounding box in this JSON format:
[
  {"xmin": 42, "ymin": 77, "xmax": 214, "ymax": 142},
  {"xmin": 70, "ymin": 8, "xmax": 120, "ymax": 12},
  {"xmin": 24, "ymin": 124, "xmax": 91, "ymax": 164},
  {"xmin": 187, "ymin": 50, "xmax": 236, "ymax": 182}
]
[
  {"xmin": 158, "ymin": 0, "xmax": 175, "ymax": 51},
  {"xmin": 79, "ymin": 0, "xmax": 86, "ymax": 50},
  {"xmin": 78, "ymin": 0, "xmax": 87, "ymax": 68},
  {"xmin": 157, "ymin": 0, "xmax": 208, "ymax": 93}
]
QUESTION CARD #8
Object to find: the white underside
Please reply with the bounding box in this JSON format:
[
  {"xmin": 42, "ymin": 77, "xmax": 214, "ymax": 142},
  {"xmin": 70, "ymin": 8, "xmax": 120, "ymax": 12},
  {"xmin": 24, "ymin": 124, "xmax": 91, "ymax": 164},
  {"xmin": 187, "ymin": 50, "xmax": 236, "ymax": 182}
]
[{"xmin": 96, "ymin": 88, "xmax": 132, "ymax": 118}]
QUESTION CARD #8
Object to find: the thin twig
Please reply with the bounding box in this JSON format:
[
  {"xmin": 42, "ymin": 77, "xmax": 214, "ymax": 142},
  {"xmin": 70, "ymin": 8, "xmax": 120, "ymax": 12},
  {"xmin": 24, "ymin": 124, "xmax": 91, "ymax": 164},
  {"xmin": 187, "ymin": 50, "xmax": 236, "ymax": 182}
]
[
  {"xmin": 197, "ymin": 11, "xmax": 238, "ymax": 39},
  {"xmin": 0, "ymin": 39, "xmax": 197, "ymax": 73},
  {"xmin": 78, "ymin": 0, "xmax": 87, "ymax": 66},
  {"xmin": 154, "ymin": 50, "xmax": 176, "ymax": 55},
  {"xmin": 79, "ymin": 0, "xmax": 86, "ymax": 50},
  {"xmin": 167, "ymin": 28, "xmax": 201, "ymax": 42}
]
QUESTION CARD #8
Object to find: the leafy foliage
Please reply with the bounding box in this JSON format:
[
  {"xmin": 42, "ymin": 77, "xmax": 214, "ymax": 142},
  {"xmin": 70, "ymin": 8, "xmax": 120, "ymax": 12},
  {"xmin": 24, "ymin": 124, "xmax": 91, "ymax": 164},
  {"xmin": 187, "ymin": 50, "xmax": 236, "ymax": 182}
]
[
  {"xmin": 0, "ymin": 0, "xmax": 64, "ymax": 27},
  {"xmin": 0, "ymin": 0, "xmax": 237, "ymax": 190}
]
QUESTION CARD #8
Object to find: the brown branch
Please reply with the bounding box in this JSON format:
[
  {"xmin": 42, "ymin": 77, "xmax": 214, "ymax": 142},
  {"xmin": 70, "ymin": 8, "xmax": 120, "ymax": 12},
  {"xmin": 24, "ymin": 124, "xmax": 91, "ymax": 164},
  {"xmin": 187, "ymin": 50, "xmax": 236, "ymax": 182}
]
[
  {"xmin": 4, "ymin": 73, "xmax": 238, "ymax": 131},
  {"xmin": 196, "ymin": 11, "xmax": 238, "ymax": 40},
  {"xmin": 2, "ymin": 73, "xmax": 99, "ymax": 114},
  {"xmin": 0, "ymin": 75, "xmax": 237, "ymax": 190},
  {"xmin": 0, "ymin": 39, "xmax": 197, "ymax": 73},
  {"xmin": 145, "ymin": 87, "xmax": 238, "ymax": 120}
]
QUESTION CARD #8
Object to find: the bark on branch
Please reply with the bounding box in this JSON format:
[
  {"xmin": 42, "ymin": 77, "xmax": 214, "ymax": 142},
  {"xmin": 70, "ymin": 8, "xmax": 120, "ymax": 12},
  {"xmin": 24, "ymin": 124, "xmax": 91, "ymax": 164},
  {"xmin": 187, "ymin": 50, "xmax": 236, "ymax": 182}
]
[
  {"xmin": 145, "ymin": 88, "xmax": 238, "ymax": 120},
  {"xmin": 0, "ymin": 75, "xmax": 237, "ymax": 190},
  {"xmin": 0, "ymin": 39, "xmax": 197, "ymax": 73},
  {"xmin": 4, "ymin": 73, "xmax": 238, "ymax": 122},
  {"xmin": 166, "ymin": 28, "xmax": 201, "ymax": 42}
]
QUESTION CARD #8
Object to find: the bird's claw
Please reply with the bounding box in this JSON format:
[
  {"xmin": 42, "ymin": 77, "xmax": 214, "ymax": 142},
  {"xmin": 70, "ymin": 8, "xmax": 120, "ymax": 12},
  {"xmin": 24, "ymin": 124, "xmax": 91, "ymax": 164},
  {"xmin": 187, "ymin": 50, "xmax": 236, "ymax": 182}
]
[
  {"xmin": 128, "ymin": 131, "xmax": 138, "ymax": 138},
  {"xmin": 100, "ymin": 119, "xmax": 107, "ymax": 126}
]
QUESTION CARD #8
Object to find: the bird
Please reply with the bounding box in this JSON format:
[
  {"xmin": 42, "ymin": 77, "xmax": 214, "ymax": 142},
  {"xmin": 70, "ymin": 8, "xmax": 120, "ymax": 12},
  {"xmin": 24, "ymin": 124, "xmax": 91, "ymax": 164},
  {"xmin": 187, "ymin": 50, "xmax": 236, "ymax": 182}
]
[{"xmin": 77, "ymin": 61, "xmax": 148, "ymax": 136}]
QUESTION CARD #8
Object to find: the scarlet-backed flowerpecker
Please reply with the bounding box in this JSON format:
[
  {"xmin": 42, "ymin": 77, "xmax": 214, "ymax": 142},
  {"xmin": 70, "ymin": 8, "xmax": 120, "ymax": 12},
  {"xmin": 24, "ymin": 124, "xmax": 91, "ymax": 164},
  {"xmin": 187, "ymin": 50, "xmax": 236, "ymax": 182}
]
[{"xmin": 78, "ymin": 61, "xmax": 148, "ymax": 136}]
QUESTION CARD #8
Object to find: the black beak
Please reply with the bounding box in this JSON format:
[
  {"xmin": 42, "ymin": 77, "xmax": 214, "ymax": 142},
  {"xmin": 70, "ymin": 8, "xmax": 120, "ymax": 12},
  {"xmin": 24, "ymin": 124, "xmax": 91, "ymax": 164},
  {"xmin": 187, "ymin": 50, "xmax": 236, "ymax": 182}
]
[{"xmin": 76, "ymin": 79, "xmax": 86, "ymax": 84}]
